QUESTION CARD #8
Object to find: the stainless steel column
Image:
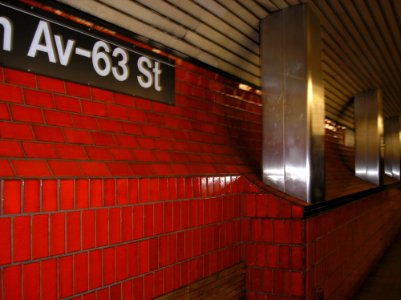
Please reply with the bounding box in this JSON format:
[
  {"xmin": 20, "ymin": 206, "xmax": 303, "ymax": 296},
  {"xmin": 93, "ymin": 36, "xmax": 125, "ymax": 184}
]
[
  {"xmin": 261, "ymin": 5, "xmax": 325, "ymax": 203},
  {"xmin": 354, "ymin": 90, "xmax": 383, "ymax": 185},
  {"xmin": 384, "ymin": 117, "xmax": 401, "ymax": 179}
]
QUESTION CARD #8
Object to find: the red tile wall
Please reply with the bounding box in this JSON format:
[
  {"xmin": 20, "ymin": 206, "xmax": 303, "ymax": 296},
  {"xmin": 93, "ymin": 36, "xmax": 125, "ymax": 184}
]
[{"xmin": 305, "ymin": 187, "xmax": 401, "ymax": 300}]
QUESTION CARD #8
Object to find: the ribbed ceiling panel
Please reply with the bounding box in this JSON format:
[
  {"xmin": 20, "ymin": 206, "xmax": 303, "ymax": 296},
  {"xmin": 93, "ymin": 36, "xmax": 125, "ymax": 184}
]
[{"xmin": 55, "ymin": 0, "xmax": 401, "ymax": 129}]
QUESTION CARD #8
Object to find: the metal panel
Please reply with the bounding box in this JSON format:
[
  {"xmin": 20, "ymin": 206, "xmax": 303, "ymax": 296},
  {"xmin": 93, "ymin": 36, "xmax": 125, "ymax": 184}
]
[
  {"xmin": 354, "ymin": 90, "xmax": 383, "ymax": 185},
  {"xmin": 384, "ymin": 117, "xmax": 401, "ymax": 179},
  {"xmin": 261, "ymin": 5, "xmax": 325, "ymax": 203}
]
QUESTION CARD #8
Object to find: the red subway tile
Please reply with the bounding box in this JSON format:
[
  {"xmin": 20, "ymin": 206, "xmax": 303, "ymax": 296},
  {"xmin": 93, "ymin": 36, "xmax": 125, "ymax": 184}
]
[
  {"xmin": 79, "ymin": 162, "xmax": 110, "ymax": 177},
  {"xmin": 149, "ymin": 237, "xmax": 159, "ymax": 271},
  {"xmin": 33, "ymin": 125, "xmax": 64, "ymax": 142},
  {"xmin": 127, "ymin": 108, "xmax": 147, "ymax": 122},
  {"xmin": 163, "ymin": 202, "xmax": 173, "ymax": 234},
  {"xmin": 37, "ymin": 75, "xmax": 65, "ymax": 93},
  {"xmin": 292, "ymin": 246, "xmax": 305, "ymax": 269},
  {"xmin": 0, "ymin": 102, "xmax": 10, "ymax": 119},
  {"xmin": 144, "ymin": 204, "xmax": 154, "ymax": 237},
  {"xmin": 60, "ymin": 179, "xmax": 74, "ymax": 210},
  {"xmin": 5, "ymin": 69, "xmax": 35, "ymax": 87},
  {"xmin": 107, "ymin": 104, "xmax": 127, "ymax": 119},
  {"xmin": 115, "ymin": 134, "xmax": 137, "ymax": 147},
  {"xmin": 104, "ymin": 179, "xmax": 116, "ymax": 206},
  {"xmin": 66, "ymin": 211, "xmax": 81, "ymax": 252},
  {"xmin": 3, "ymin": 265, "xmax": 22, "ymax": 300},
  {"xmin": 98, "ymin": 119, "xmax": 122, "ymax": 133},
  {"xmin": 23, "ymin": 179, "xmax": 40, "ymax": 213},
  {"xmin": 83, "ymin": 292, "xmax": 96, "ymax": 300},
  {"xmin": 279, "ymin": 245, "xmax": 291, "ymax": 268},
  {"xmin": 22, "ymin": 142, "xmax": 57, "ymax": 158},
  {"xmin": 71, "ymin": 114, "xmax": 99, "ymax": 129},
  {"xmin": 0, "ymin": 140, "xmax": 24, "ymax": 157},
  {"xmin": 89, "ymin": 250, "xmax": 102, "ymax": 289},
  {"xmin": 0, "ymin": 121, "xmax": 33, "ymax": 139},
  {"xmin": 41, "ymin": 259, "xmax": 57, "ymax": 300},
  {"xmin": 90, "ymin": 179, "xmax": 103, "ymax": 207},
  {"xmin": 74, "ymin": 252, "xmax": 89, "ymax": 293},
  {"xmin": 96, "ymin": 288, "xmax": 109, "ymax": 300},
  {"xmin": 122, "ymin": 122, "xmax": 142, "ymax": 135},
  {"xmin": 266, "ymin": 245, "xmax": 279, "ymax": 268},
  {"xmin": 66, "ymin": 82, "xmax": 90, "ymax": 98},
  {"xmin": 116, "ymin": 245, "xmax": 127, "ymax": 281},
  {"xmin": 154, "ymin": 203, "xmax": 164, "ymax": 235},
  {"xmin": 110, "ymin": 284, "xmax": 122, "ymax": 300},
  {"xmin": 133, "ymin": 277, "xmax": 144, "ymax": 300},
  {"xmin": 114, "ymin": 93, "xmax": 135, "ymax": 106},
  {"xmin": 24, "ymin": 89, "xmax": 53, "ymax": 108},
  {"xmin": 11, "ymin": 104, "xmax": 43, "ymax": 123},
  {"xmin": 262, "ymin": 219, "xmax": 273, "ymax": 242},
  {"xmin": 143, "ymin": 273, "xmax": 154, "ymax": 300},
  {"xmin": 75, "ymin": 179, "xmax": 89, "ymax": 208},
  {"xmin": 138, "ymin": 240, "xmax": 150, "ymax": 274},
  {"xmin": 122, "ymin": 207, "xmax": 133, "ymax": 242},
  {"xmin": 86, "ymin": 146, "xmax": 113, "ymax": 160},
  {"xmin": 13, "ymin": 216, "xmax": 31, "ymax": 262},
  {"xmin": 109, "ymin": 208, "xmax": 121, "ymax": 244},
  {"xmin": 128, "ymin": 178, "xmax": 139, "ymax": 204},
  {"xmin": 59, "ymin": 256, "xmax": 73, "ymax": 298},
  {"xmin": 280, "ymin": 201, "xmax": 293, "ymax": 218},
  {"xmin": 127, "ymin": 242, "xmax": 138, "ymax": 277},
  {"xmin": 245, "ymin": 194, "xmax": 256, "ymax": 217},
  {"xmin": 82, "ymin": 210, "xmax": 95, "ymax": 250},
  {"xmin": 92, "ymin": 132, "xmax": 116, "ymax": 146},
  {"xmin": 50, "ymin": 213, "xmax": 65, "ymax": 256},
  {"xmin": 122, "ymin": 280, "xmax": 133, "ymax": 299},
  {"xmin": 274, "ymin": 220, "xmax": 292, "ymax": 244},
  {"xmin": 103, "ymin": 247, "xmax": 116, "ymax": 285},
  {"xmin": 116, "ymin": 178, "xmax": 128, "ymax": 205},
  {"xmin": 267, "ymin": 194, "xmax": 280, "ymax": 218},
  {"xmin": 0, "ymin": 83, "xmax": 22, "ymax": 102},
  {"xmin": 3, "ymin": 180, "xmax": 21, "ymax": 214},
  {"xmin": 64, "ymin": 128, "xmax": 93, "ymax": 144},
  {"xmin": 43, "ymin": 110, "xmax": 72, "ymax": 127},
  {"xmin": 12, "ymin": 160, "xmax": 51, "ymax": 177},
  {"xmin": 0, "ymin": 218, "xmax": 11, "ymax": 264},
  {"xmin": 139, "ymin": 178, "xmax": 149, "ymax": 203},
  {"xmin": 48, "ymin": 161, "xmax": 81, "ymax": 176},
  {"xmin": 23, "ymin": 263, "xmax": 40, "ymax": 299},
  {"xmin": 110, "ymin": 148, "xmax": 133, "ymax": 160},
  {"xmin": 256, "ymin": 194, "xmax": 267, "ymax": 217},
  {"xmin": 96, "ymin": 209, "xmax": 108, "ymax": 246},
  {"xmin": 92, "ymin": 87, "xmax": 114, "ymax": 102},
  {"xmin": 291, "ymin": 271, "xmax": 304, "ymax": 296},
  {"xmin": 32, "ymin": 214, "xmax": 49, "ymax": 259},
  {"xmin": 107, "ymin": 162, "xmax": 134, "ymax": 176},
  {"xmin": 82, "ymin": 100, "xmax": 107, "ymax": 116},
  {"xmin": 292, "ymin": 220, "xmax": 304, "ymax": 244}
]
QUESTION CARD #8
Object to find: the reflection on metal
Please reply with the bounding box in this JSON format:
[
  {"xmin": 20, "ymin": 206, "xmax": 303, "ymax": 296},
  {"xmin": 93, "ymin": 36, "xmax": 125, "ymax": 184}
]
[
  {"xmin": 261, "ymin": 5, "xmax": 325, "ymax": 203},
  {"xmin": 384, "ymin": 117, "xmax": 401, "ymax": 179},
  {"xmin": 354, "ymin": 90, "xmax": 383, "ymax": 185}
]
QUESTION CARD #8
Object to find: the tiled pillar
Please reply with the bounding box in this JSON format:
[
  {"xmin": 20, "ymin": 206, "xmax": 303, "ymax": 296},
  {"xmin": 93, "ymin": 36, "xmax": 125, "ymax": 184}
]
[
  {"xmin": 354, "ymin": 89, "xmax": 383, "ymax": 185},
  {"xmin": 261, "ymin": 4, "xmax": 325, "ymax": 203}
]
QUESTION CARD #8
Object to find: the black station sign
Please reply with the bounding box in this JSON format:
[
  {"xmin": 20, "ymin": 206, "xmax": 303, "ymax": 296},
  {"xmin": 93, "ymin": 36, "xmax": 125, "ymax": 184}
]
[{"xmin": 0, "ymin": 2, "xmax": 175, "ymax": 104}]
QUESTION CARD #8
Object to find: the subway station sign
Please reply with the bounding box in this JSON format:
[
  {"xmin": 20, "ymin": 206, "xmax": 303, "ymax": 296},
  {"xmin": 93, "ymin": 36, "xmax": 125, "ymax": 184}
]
[{"xmin": 0, "ymin": 2, "xmax": 175, "ymax": 104}]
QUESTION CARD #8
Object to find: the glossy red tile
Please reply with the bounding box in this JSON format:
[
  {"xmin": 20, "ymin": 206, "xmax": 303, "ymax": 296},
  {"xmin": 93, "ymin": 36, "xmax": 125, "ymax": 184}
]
[
  {"xmin": 41, "ymin": 259, "xmax": 57, "ymax": 300},
  {"xmin": 3, "ymin": 180, "xmax": 21, "ymax": 214},
  {"xmin": 3, "ymin": 265, "xmax": 22, "ymax": 300},
  {"xmin": 66, "ymin": 211, "xmax": 81, "ymax": 252},
  {"xmin": 59, "ymin": 256, "xmax": 73, "ymax": 298},
  {"xmin": 74, "ymin": 252, "xmax": 89, "ymax": 293},
  {"xmin": 13, "ymin": 215, "xmax": 30, "ymax": 262},
  {"xmin": 0, "ymin": 218, "xmax": 11, "ymax": 264},
  {"xmin": 32, "ymin": 214, "xmax": 49, "ymax": 259}
]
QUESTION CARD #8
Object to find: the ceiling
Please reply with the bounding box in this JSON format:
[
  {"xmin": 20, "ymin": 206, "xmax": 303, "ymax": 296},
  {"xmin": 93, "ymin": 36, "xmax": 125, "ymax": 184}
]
[{"xmin": 54, "ymin": 0, "xmax": 401, "ymax": 128}]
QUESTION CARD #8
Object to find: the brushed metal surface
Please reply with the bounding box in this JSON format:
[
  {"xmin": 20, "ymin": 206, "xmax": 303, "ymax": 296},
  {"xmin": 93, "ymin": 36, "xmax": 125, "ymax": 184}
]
[
  {"xmin": 261, "ymin": 5, "xmax": 325, "ymax": 203},
  {"xmin": 384, "ymin": 117, "xmax": 401, "ymax": 179},
  {"xmin": 354, "ymin": 90, "xmax": 383, "ymax": 185}
]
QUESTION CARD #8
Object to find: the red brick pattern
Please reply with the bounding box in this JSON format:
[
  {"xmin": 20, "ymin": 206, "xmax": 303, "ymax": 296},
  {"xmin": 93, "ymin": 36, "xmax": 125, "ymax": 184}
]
[
  {"xmin": 305, "ymin": 187, "xmax": 401, "ymax": 300},
  {"xmin": 0, "ymin": 175, "xmax": 248, "ymax": 299},
  {"xmin": 0, "ymin": 62, "xmax": 261, "ymax": 178}
]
